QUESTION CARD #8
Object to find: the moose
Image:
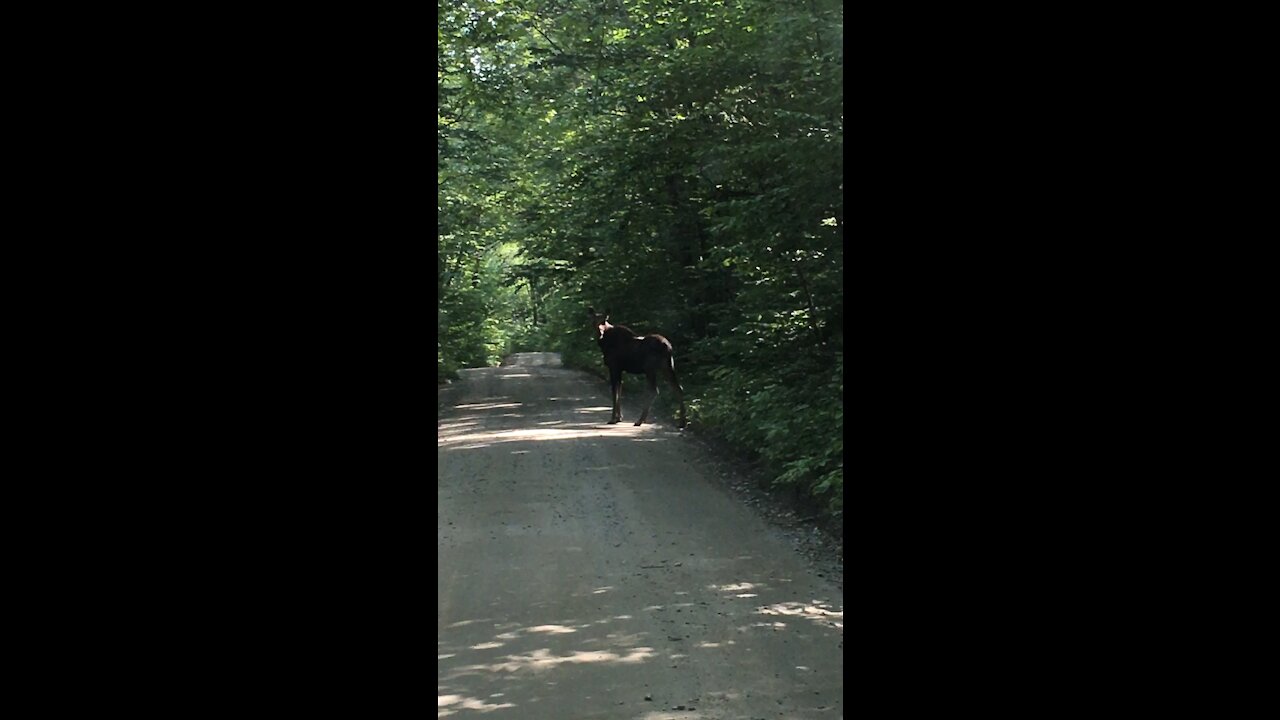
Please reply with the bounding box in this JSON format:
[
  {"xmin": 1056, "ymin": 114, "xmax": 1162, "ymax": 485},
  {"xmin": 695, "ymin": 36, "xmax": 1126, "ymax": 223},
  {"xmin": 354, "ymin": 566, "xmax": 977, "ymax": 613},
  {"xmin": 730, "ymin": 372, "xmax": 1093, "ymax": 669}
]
[{"xmin": 588, "ymin": 308, "xmax": 687, "ymax": 429}]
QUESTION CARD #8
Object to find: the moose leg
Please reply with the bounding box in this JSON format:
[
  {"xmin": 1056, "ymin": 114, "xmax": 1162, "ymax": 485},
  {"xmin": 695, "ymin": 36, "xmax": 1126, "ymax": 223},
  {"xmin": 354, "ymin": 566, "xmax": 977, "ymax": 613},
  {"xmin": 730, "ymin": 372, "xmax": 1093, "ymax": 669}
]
[
  {"xmin": 609, "ymin": 369, "xmax": 623, "ymax": 424},
  {"xmin": 635, "ymin": 371, "xmax": 659, "ymax": 426},
  {"xmin": 664, "ymin": 359, "xmax": 688, "ymax": 429}
]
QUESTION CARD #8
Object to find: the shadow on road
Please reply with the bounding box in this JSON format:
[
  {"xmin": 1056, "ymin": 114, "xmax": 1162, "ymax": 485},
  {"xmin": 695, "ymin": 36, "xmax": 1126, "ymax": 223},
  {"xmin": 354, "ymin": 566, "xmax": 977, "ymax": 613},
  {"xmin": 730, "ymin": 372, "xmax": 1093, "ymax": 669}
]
[
  {"xmin": 438, "ymin": 582, "xmax": 842, "ymax": 718},
  {"xmin": 439, "ymin": 390, "xmax": 680, "ymax": 453},
  {"xmin": 438, "ymin": 353, "xmax": 842, "ymax": 718}
]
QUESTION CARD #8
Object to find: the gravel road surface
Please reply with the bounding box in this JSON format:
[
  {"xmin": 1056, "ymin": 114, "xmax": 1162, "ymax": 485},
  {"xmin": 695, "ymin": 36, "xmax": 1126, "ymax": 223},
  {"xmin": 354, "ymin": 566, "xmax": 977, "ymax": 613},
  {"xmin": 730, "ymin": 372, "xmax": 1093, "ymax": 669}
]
[{"xmin": 438, "ymin": 353, "xmax": 843, "ymax": 719}]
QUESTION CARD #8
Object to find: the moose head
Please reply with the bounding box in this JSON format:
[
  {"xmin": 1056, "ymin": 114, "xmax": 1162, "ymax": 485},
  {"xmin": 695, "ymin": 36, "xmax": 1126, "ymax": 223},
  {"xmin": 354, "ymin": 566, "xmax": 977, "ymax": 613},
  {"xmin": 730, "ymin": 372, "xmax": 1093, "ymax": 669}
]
[{"xmin": 586, "ymin": 307, "xmax": 612, "ymax": 340}]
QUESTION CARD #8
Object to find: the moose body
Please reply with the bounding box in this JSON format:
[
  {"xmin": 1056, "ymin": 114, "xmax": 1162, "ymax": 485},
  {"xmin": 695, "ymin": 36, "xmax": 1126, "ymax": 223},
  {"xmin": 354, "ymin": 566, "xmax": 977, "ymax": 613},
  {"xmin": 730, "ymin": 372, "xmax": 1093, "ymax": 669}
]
[{"xmin": 589, "ymin": 308, "xmax": 687, "ymax": 428}]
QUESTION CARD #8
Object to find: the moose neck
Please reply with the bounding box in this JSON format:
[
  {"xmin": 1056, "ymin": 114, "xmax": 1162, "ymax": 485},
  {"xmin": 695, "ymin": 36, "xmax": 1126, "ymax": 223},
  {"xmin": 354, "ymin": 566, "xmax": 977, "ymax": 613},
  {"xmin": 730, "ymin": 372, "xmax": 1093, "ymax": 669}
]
[{"xmin": 599, "ymin": 324, "xmax": 638, "ymax": 348}]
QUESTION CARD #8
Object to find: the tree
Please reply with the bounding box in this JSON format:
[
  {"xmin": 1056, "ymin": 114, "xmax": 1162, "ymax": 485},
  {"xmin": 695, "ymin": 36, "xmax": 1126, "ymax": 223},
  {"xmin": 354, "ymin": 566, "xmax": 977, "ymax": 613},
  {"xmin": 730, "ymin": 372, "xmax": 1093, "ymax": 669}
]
[{"xmin": 439, "ymin": 0, "xmax": 844, "ymax": 517}]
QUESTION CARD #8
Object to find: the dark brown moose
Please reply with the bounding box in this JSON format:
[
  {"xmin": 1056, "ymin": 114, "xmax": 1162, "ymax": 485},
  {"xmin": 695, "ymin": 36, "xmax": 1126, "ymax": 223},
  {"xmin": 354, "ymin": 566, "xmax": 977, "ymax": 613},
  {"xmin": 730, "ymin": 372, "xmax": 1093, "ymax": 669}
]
[{"xmin": 587, "ymin": 308, "xmax": 688, "ymax": 429}]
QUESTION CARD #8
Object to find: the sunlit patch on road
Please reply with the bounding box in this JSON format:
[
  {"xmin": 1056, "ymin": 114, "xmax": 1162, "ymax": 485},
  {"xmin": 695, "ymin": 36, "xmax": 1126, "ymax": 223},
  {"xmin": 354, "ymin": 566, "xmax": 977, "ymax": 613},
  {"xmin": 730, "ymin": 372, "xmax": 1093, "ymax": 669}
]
[
  {"xmin": 447, "ymin": 646, "xmax": 657, "ymax": 677},
  {"xmin": 755, "ymin": 600, "xmax": 843, "ymax": 629},
  {"xmin": 710, "ymin": 582, "xmax": 759, "ymax": 592},
  {"xmin": 439, "ymin": 424, "xmax": 660, "ymax": 450},
  {"xmin": 453, "ymin": 401, "xmax": 523, "ymax": 411},
  {"xmin": 437, "ymin": 692, "xmax": 515, "ymax": 716},
  {"xmin": 526, "ymin": 624, "xmax": 577, "ymax": 634}
]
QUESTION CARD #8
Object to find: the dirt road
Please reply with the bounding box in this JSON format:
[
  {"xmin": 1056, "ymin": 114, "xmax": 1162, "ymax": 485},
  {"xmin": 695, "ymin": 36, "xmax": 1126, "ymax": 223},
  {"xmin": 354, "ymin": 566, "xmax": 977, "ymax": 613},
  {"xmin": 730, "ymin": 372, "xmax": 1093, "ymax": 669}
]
[{"xmin": 438, "ymin": 353, "xmax": 843, "ymax": 719}]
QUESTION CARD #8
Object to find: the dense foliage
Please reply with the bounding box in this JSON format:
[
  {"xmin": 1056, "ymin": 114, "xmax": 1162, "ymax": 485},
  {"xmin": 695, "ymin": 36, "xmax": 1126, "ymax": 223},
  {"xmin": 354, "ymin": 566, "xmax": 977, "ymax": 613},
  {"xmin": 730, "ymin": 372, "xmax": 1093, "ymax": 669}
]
[{"xmin": 439, "ymin": 0, "xmax": 843, "ymax": 517}]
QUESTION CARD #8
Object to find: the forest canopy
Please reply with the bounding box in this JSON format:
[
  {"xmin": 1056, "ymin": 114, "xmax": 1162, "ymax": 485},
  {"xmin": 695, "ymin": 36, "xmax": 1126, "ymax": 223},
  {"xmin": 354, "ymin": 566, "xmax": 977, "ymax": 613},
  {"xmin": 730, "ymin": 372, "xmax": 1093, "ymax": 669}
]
[{"xmin": 439, "ymin": 0, "xmax": 843, "ymax": 517}]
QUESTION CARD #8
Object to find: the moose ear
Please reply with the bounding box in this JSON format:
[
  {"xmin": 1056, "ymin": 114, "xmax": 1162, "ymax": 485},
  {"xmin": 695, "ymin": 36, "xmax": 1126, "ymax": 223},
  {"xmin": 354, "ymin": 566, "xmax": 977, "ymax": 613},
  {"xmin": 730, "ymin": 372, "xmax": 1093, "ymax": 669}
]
[{"xmin": 604, "ymin": 308, "xmax": 611, "ymax": 320}]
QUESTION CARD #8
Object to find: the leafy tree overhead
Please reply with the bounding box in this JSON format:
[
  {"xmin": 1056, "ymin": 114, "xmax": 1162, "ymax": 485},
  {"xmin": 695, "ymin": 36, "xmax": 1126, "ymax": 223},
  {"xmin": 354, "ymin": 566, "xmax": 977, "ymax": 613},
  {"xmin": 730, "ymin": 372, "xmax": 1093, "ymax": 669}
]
[{"xmin": 439, "ymin": 0, "xmax": 843, "ymax": 519}]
